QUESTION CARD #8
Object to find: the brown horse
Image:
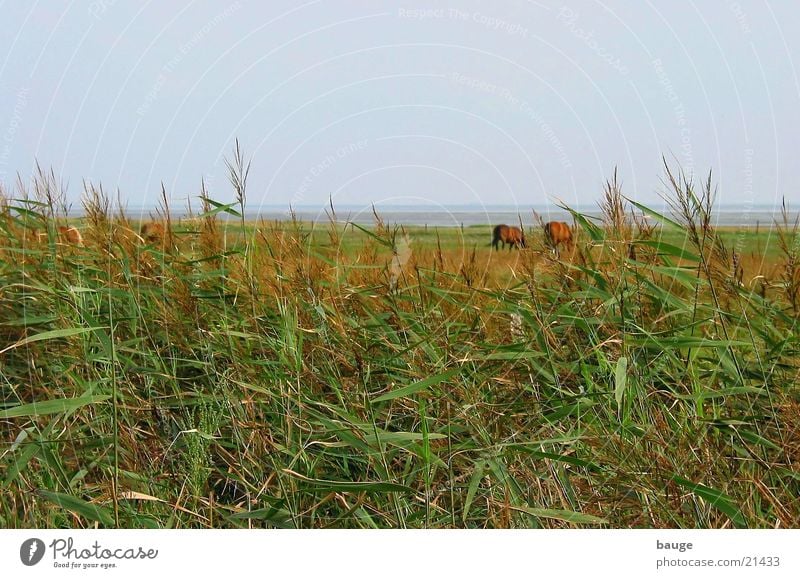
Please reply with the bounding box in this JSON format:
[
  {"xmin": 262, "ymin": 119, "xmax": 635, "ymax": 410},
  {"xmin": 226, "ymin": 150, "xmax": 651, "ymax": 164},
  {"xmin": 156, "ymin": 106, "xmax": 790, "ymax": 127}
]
[
  {"xmin": 57, "ymin": 226, "xmax": 84, "ymax": 246},
  {"xmin": 139, "ymin": 222, "xmax": 166, "ymax": 244},
  {"xmin": 492, "ymin": 224, "xmax": 526, "ymax": 250},
  {"xmin": 544, "ymin": 221, "xmax": 572, "ymax": 256}
]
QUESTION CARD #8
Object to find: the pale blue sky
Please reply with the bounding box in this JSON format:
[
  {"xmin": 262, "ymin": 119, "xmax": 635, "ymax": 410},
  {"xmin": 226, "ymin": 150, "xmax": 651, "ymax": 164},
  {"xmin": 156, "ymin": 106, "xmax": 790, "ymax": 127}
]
[{"xmin": 0, "ymin": 1, "xmax": 797, "ymax": 212}]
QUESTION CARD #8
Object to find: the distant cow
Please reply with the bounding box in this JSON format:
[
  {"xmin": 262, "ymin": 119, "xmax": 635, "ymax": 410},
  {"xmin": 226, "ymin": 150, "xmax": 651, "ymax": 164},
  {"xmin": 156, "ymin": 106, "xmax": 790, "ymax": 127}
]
[
  {"xmin": 492, "ymin": 224, "xmax": 526, "ymax": 250},
  {"xmin": 139, "ymin": 222, "xmax": 165, "ymax": 244},
  {"xmin": 57, "ymin": 226, "xmax": 84, "ymax": 246},
  {"xmin": 544, "ymin": 221, "xmax": 572, "ymax": 256}
]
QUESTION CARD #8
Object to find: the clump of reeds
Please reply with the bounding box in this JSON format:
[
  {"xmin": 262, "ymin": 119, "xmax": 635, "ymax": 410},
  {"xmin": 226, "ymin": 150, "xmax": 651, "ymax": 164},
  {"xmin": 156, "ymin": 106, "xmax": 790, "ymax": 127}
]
[
  {"xmin": 598, "ymin": 167, "xmax": 635, "ymax": 280},
  {"xmin": 775, "ymin": 198, "xmax": 800, "ymax": 313},
  {"xmin": 662, "ymin": 160, "xmax": 735, "ymax": 283}
]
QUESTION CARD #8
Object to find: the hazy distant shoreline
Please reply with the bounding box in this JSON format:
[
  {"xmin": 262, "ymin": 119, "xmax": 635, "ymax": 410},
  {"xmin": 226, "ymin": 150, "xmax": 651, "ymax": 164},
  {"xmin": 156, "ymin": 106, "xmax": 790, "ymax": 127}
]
[{"xmin": 64, "ymin": 204, "xmax": 794, "ymax": 228}]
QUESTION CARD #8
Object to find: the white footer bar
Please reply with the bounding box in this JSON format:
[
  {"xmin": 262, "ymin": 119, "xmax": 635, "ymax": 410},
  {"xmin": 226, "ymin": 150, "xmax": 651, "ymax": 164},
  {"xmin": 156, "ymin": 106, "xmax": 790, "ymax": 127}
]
[{"xmin": 1, "ymin": 529, "xmax": 797, "ymax": 577}]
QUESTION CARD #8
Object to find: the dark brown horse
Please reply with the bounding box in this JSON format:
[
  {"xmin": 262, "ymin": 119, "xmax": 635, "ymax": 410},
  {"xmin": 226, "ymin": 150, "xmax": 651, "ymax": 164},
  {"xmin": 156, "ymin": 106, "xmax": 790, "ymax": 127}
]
[
  {"xmin": 544, "ymin": 221, "xmax": 572, "ymax": 256},
  {"xmin": 492, "ymin": 224, "xmax": 526, "ymax": 250}
]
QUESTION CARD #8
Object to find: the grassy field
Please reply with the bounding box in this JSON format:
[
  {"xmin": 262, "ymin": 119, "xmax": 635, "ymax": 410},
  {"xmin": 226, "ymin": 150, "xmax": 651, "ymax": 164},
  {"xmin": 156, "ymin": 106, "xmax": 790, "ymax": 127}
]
[{"xmin": 1, "ymin": 164, "xmax": 799, "ymax": 529}]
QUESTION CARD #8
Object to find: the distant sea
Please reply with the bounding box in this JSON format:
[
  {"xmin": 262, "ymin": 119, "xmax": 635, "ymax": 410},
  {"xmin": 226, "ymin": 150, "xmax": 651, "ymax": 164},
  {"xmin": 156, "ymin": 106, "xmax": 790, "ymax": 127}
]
[{"xmin": 75, "ymin": 203, "xmax": 792, "ymax": 228}]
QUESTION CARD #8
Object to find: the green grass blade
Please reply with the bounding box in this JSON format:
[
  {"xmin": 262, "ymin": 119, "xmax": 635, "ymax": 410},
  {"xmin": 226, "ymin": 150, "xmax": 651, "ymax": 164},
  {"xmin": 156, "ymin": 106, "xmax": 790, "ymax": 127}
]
[
  {"xmin": 671, "ymin": 476, "xmax": 748, "ymax": 528},
  {"xmin": 0, "ymin": 396, "xmax": 111, "ymax": 419},
  {"xmin": 0, "ymin": 326, "xmax": 107, "ymax": 355},
  {"xmin": 614, "ymin": 356, "xmax": 628, "ymax": 410},
  {"xmin": 282, "ymin": 469, "xmax": 413, "ymax": 493},
  {"xmin": 373, "ymin": 367, "xmax": 460, "ymax": 402},
  {"xmin": 38, "ymin": 490, "xmax": 115, "ymax": 526},
  {"xmin": 512, "ymin": 506, "xmax": 608, "ymax": 525}
]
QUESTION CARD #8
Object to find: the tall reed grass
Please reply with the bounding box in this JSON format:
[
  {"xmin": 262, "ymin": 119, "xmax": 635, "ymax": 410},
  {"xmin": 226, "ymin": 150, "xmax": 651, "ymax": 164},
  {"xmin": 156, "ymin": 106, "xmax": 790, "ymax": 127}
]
[{"xmin": 0, "ymin": 158, "xmax": 798, "ymax": 528}]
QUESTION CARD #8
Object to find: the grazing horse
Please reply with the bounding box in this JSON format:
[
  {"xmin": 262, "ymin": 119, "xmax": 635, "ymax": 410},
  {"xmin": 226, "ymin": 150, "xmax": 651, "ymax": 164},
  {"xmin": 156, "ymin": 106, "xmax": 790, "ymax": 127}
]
[
  {"xmin": 139, "ymin": 222, "xmax": 165, "ymax": 244},
  {"xmin": 492, "ymin": 224, "xmax": 526, "ymax": 250},
  {"xmin": 544, "ymin": 221, "xmax": 572, "ymax": 256},
  {"xmin": 57, "ymin": 226, "xmax": 84, "ymax": 246}
]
